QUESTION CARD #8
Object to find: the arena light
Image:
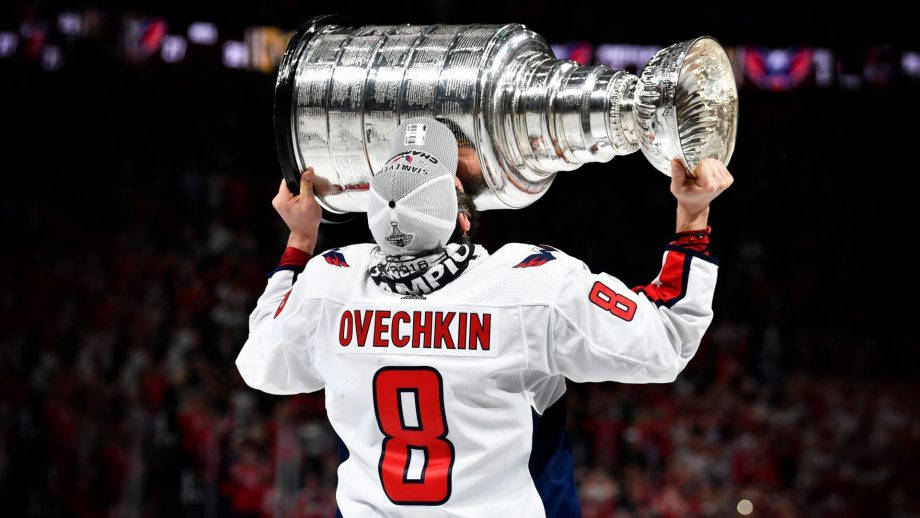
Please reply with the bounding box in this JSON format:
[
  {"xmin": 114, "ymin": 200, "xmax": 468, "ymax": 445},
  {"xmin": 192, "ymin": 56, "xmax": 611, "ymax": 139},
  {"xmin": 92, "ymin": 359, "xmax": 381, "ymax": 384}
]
[
  {"xmin": 244, "ymin": 26, "xmax": 289, "ymax": 73},
  {"xmin": 57, "ymin": 11, "xmax": 82, "ymax": 36},
  {"xmin": 903, "ymin": 51, "xmax": 920, "ymax": 78},
  {"xmin": 41, "ymin": 45, "xmax": 62, "ymax": 71},
  {"xmin": 222, "ymin": 40, "xmax": 248, "ymax": 69},
  {"xmin": 813, "ymin": 48, "xmax": 834, "ymax": 87},
  {"xmin": 161, "ymin": 35, "xmax": 187, "ymax": 63},
  {"xmin": 736, "ymin": 499, "xmax": 753, "ymax": 515},
  {"xmin": 0, "ymin": 32, "xmax": 17, "ymax": 58},
  {"xmin": 595, "ymin": 43, "xmax": 659, "ymax": 72},
  {"xmin": 188, "ymin": 22, "xmax": 218, "ymax": 45}
]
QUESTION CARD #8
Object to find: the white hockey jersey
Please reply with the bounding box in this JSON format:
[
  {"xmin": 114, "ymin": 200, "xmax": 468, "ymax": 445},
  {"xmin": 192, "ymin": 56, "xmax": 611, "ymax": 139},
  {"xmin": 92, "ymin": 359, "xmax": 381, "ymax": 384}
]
[{"xmin": 236, "ymin": 242, "xmax": 718, "ymax": 517}]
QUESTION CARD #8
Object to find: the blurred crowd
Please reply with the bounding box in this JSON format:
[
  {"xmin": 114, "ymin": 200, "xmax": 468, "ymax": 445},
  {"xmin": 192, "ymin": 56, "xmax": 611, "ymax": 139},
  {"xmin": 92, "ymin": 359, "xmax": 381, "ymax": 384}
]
[{"xmin": 1, "ymin": 165, "xmax": 917, "ymax": 518}]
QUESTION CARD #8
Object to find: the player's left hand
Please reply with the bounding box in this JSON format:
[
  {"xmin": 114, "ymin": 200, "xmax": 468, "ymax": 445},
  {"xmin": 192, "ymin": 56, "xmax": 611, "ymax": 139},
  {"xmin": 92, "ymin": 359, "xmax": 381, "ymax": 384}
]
[
  {"xmin": 671, "ymin": 157, "xmax": 733, "ymax": 213},
  {"xmin": 272, "ymin": 168, "xmax": 322, "ymax": 254},
  {"xmin": 670, "ymin": 158, "xmax": 733, "ymax": 232}
]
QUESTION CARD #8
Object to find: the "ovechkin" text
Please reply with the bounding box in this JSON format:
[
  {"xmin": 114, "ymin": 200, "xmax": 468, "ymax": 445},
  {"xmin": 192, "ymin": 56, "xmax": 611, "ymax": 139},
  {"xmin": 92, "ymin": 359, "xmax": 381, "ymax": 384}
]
[{"xmin": 338, "ymin": 309, "xmax": 491, "ymax": 350}]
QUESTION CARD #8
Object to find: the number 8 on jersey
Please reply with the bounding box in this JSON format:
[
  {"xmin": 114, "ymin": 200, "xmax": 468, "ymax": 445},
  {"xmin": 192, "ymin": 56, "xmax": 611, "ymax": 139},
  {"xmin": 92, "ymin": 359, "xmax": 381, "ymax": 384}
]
[{"xmin": 372, "ymin": 367, "xmax": 455, "ymax": 505}]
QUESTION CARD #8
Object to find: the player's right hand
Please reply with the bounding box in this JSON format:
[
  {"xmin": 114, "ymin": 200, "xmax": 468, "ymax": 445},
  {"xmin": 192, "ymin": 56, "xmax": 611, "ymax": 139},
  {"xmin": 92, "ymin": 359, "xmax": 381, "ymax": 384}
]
[{"xmin": 272, "ymin": 168, "xmax": 322, "ymax": 254}]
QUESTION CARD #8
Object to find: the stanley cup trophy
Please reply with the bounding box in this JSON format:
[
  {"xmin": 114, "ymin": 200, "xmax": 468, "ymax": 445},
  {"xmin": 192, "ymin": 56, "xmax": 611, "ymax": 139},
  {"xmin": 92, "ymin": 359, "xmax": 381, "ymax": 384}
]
[{"xmin": 274, "ymin": 15, "xmax": 738, "ymax": 215}]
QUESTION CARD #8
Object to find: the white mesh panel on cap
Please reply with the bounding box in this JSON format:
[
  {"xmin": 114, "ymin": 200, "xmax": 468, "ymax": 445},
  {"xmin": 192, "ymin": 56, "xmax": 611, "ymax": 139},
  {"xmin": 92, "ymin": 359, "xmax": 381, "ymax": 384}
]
[
  {"xmin": 366, "ymin": 189, "xmax": 390, "ymax": 228},
  {"xmin": 372, "ymin": 161, "xmax": 453, "ymax": 201},
  {"xmin": 368, "ymin": 175, "xmax": 457, "ymax": 256},
  {"xmin": 397, "ymin": 176, "xmax": 457, "ymax": 229}
]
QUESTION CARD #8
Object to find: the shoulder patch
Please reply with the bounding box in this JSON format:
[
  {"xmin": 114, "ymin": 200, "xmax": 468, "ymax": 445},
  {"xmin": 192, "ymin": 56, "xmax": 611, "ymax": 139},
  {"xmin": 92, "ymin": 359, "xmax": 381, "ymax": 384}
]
[
  {"xmin": 513, "ymin": 245, "xmax": 557, "ymax": 268},
  {"xmin": 322, "ymin": 248, "xmax": 350, "ymax": 267}
]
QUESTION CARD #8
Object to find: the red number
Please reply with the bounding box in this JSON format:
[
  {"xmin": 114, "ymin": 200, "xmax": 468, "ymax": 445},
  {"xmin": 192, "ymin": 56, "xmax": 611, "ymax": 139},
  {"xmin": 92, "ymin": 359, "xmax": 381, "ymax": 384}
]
[
  {"xmin": 589, "ymin": 281, "xmax": 637, "ymax": 321},
  {"xmin": 372, "ymin": 367, "xmax": 454, "ymax": 505}
]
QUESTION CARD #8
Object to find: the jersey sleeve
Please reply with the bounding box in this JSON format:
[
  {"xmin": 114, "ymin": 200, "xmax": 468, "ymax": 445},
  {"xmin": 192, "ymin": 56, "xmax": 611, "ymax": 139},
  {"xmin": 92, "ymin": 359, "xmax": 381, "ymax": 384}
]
[
  {"xmin": 550, "ymin": 238, "xmax": 718, "ymax": 384},
  {"xmin": 235, "ymin": 247, "xmax": 325, "ymax": 394}
]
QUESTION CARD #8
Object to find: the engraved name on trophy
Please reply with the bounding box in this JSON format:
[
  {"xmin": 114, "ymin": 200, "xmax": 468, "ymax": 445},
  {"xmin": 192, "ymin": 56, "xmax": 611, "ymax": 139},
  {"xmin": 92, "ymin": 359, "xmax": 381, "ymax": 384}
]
[{"xmin": 274, "ymin": 15, "xmax": 738, "ymax": 214}]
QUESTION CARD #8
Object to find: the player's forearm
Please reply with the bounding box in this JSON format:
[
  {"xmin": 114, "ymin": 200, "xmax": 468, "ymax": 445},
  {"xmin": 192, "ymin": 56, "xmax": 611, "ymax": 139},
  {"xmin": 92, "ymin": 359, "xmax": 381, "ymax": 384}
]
[
  {"xmin": 287, "ymin": 231, "xmax": 317, "ymax": 255},
  {"xmin": 625, "ymin": 253, "xmax": 716, "ymax": 383},
  {"xmin": 675, "ymin": 204, "xmax": 709, "ymax": 233},
  {"xmin": 622, "ymin": 224, "xmax": 716, "ymax": 383}
]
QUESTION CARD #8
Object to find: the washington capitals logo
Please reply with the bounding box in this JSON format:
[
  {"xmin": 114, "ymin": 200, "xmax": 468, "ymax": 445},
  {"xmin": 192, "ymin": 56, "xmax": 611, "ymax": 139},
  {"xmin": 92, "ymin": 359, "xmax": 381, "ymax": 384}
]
[
  {"xmin": 385, "ymin": 150, "xmax": 438, "ymax": 165},
  {"xmin": 322, "ymin": 248, "xmax": 349, "ymax": 267},
  {"xmin": 745, "ymin": 47, "xmax": 812, "ymax": 91},
  {"xmin": 385, "ymin": 153, "xmax": 414, "ymax": 165},
  {"xmin": 513, "ymin": 245, "xmax": 557, "ymax": 268},
  {"xmin": 385, "ymin": 222, "xmax": 414, "ymax": 248}
]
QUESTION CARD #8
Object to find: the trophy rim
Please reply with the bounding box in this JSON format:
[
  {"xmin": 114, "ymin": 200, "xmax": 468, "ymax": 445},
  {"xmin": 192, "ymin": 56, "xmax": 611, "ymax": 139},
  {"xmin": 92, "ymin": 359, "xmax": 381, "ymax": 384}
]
[
  {"xmin": 677, "ymin": 36, "xmax": 738, "ymax": 171},
  {"xmin": 638, "ymin": 35, "xmax": 739, "ymax": 176},
  {"xmin": 272, "ymin": 14, "xmax": 355, "ymax": 223}
]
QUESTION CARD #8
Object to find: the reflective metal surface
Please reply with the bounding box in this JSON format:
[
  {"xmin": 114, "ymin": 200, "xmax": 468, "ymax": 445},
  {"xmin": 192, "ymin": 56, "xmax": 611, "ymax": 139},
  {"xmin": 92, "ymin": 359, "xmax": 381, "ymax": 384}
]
[
  {"xmin": 633, "ymin": 37, "xmax": 738, "ymax": 176},
  {"xmin": 275, "ymin": 18, "xmax": 739, "ymax": 213}
]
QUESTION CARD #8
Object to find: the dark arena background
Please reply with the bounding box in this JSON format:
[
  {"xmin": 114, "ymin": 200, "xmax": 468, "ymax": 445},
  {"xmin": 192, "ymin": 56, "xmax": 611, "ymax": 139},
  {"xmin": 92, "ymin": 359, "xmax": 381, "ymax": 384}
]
[{"xmin": 2, "ymin": 2, "xmax": 918, "ymax": 517}]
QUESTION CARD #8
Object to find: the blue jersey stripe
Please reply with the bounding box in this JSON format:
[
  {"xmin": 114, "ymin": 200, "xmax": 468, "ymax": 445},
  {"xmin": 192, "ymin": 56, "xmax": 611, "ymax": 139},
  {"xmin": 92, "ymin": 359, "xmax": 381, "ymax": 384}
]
[
  {"xmin": 529, "ymin": 394, "xmax": 582, "ymax": 517},
  {"xmin": 334, "ymin": 432, "xmax": 349, "ymax": 517}
]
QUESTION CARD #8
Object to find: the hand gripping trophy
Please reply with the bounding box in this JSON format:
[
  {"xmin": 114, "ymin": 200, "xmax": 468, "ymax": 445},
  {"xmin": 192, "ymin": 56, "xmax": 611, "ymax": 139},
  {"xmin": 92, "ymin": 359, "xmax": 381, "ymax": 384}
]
[{"xmin": 273, "ymin": 15, "xmax": 738, "ymax": 215}]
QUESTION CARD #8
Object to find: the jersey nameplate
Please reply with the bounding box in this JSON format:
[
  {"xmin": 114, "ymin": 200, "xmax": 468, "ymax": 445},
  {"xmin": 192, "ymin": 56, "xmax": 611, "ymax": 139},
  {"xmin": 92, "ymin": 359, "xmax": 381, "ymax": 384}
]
[{"xmin": 336, "ymin": 306, "xmax": 497, "ymax": 358}]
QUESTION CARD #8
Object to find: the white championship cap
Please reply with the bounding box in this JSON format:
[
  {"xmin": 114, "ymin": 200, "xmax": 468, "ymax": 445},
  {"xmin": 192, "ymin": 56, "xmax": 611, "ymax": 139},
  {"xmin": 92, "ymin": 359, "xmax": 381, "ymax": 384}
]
[{"xmin": 367, "ymin": 117, "xmax": 459, "ymax": 256}]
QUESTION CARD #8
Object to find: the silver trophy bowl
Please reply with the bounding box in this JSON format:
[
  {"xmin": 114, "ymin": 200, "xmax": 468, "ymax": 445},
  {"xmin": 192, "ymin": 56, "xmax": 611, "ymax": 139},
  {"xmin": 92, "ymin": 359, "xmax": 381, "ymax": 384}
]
[{"xmin": 274, "ymin": 16, "xmax": 738, "ymax": 214}]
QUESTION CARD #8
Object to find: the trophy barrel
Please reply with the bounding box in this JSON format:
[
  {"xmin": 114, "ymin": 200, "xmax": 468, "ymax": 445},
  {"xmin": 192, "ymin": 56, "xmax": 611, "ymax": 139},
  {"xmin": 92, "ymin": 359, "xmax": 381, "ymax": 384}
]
[
  {"xmin": 274, "ymin": 15, "xmax": 347, "ymax": 196},
  {"xmin": 274, "ymin": 20, "xmax": 537, "ymax": 214},
  {"xmin": 274, "ymin": 19, "xmax": 738, "ymax": 213}
]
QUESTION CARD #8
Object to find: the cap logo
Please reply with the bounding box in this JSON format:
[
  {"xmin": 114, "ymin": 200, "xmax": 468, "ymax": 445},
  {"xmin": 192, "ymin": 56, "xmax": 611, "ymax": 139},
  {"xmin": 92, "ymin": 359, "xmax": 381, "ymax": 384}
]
[
  {"xmin": 385, "ymin": 221, "xmax": 414, "ymax": 248},
  {"xmin": 403, "ymin": 123, "xmax": 426, "ymax": 146},
  {"xmin": 385, "ymin": 150, "xmax": 439, "ymax": 165}
]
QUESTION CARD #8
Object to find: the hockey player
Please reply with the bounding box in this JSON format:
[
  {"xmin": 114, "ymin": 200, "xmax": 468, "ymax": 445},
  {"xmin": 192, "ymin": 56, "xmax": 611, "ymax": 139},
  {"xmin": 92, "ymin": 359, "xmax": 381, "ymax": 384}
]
[{"xmin": 237, "ymin": 117, "xmax": 733, "ymax": 517}]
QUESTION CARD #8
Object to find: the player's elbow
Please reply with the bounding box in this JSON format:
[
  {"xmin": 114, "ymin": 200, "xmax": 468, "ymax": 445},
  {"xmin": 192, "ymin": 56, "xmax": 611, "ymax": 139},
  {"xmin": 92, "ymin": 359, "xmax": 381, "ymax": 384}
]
[
  {"xmin": 647, "ymin": 313, "xmax": 708, "ymax": 382},
  {"xmin": 235, "ymin": 338, "xmax": 289, "ymax": 395},
  {"xmin": 236, "ymin": 360, "xmax": 302, "ymax": 395},
  {"xmin": 235, "ymin": 358, "xmax": 274, "ymax": 393},
  {"xmin": 637, "ymin": 332, "xmax": 697, "ymax": 383},
  {"xmin": 236, "ymin": 336, "xmax": 324, "ymax": 395},
  {"xmin": 643, "ymin": 353, "xmax": 684, "ymax": 383}
]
